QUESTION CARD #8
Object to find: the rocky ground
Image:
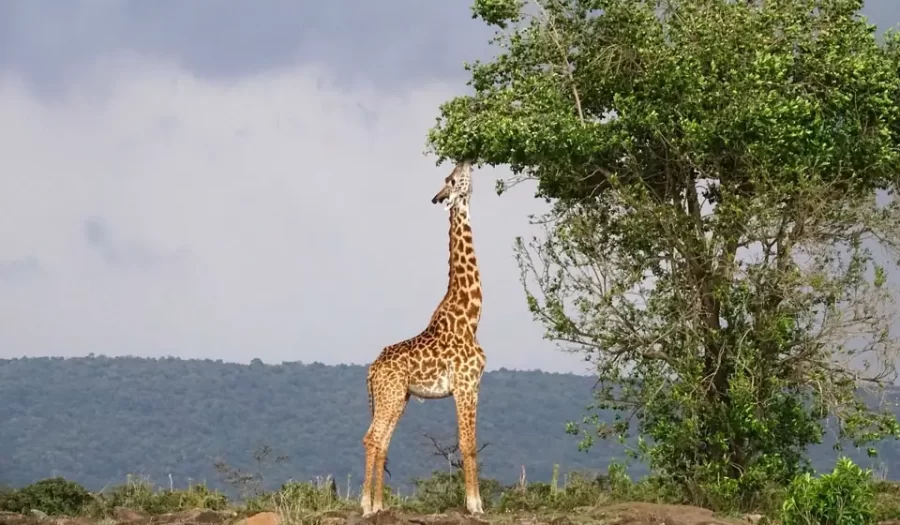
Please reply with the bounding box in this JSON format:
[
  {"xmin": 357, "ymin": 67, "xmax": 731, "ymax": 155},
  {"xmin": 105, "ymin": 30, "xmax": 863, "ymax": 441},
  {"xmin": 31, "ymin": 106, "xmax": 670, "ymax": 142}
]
[{"xmin": 0, "ymin": 503, "xmax": 765, "ymax": 525}]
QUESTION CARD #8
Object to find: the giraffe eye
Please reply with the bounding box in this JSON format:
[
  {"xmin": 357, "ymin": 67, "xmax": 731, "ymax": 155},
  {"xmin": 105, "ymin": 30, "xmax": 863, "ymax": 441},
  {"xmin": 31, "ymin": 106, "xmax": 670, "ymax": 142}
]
[{"xmin": 450, "ymin": 179, "xmax": 456, "ymax": 186}]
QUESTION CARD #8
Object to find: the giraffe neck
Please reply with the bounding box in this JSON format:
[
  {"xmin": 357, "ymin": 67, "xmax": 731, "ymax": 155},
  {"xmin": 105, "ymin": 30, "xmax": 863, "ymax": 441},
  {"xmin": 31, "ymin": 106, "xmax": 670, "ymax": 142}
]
[{"xmin": 432, "ymin": 205, "xmax": 482, "ymax": 336}]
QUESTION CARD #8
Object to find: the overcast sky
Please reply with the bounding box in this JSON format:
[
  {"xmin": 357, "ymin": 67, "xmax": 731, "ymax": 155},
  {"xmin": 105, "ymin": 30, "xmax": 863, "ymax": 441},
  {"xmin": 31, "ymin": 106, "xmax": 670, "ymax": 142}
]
[{"xmin": 0, "ymin": 1, "xmax": 897, "ymax": 374}]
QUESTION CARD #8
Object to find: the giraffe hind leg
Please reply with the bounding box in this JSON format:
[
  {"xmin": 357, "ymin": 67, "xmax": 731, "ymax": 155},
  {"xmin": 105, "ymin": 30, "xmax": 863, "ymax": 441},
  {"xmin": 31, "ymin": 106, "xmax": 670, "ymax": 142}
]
[
  {"xmin": 361, "ymin": 383, "xmax": 409, "ymax": 516},
  {"xmin": 361, "ymin": 421, "xmax": 377, "ymax": 516},
  {"xmin": 360, "ymin": 433, "xmax": 396, "ymax": 513}
]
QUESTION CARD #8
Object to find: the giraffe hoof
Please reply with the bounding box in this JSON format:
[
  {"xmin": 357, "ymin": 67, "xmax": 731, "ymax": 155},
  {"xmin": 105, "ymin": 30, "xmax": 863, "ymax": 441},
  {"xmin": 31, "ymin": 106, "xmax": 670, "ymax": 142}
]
[{"xmin": 466, "ymin": 499, "xmax": 485, "ymax": 516}]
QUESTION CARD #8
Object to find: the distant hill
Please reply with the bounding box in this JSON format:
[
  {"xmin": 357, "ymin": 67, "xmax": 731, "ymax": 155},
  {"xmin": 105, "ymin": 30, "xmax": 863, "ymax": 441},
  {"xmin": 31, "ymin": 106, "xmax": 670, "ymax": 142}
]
[{"xmin": 1, "ymin": 356, "xmax": 899, "ymax": 494}]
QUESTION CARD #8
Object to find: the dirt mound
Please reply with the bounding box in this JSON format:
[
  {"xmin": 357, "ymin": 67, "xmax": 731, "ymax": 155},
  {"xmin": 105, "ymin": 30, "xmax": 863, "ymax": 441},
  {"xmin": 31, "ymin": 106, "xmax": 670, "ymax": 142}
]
[
  {"xmin": 0, "ymin": 509, "xmax": 237, "ymax": 525},
  {"xmin": 328, "ymin": 503, "xmax": 753, "ymax": 525},
  {"xmin": 578, "ymin": 503, "xmax": 751, "ymax": 525},
  {"xmin": 0, "ymin": 504, "xmax": 764, "ymax": 525}
]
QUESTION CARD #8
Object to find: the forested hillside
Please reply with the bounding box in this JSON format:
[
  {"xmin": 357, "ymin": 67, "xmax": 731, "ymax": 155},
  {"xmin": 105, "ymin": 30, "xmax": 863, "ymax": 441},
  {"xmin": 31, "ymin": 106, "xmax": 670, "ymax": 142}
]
[
  {"xmin": 0, "ymin": 356, "xmax": 609, "ymax": 492},
  {"xmin": 1, "ymin": 356, "xmax": 899, "ymax": 494}
]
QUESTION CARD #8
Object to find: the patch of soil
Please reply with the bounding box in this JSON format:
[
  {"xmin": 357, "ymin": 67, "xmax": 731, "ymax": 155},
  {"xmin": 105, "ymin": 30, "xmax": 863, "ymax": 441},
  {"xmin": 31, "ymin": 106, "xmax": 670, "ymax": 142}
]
[
  {"xmin": 326, "ymin": 503, "xmax": 751, "ymax": 525},
  {"xmin": 0, "ymin": 510, "xmax": 237, "ymax": 525},
  {"xmin": 582, "ymin": 503, "xmax": 747, "ymax": 525},
  {"xmin": 0, "ymin": 504, "xmax": 764, "ymax": 525}
]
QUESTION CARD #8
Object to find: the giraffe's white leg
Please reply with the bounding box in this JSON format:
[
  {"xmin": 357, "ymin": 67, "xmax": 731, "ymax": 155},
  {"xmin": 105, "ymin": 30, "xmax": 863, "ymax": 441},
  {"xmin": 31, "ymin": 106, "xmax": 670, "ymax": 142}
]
[{"xmin": 454, "ymin": 388, "xmax": 484, "ymax": 515}]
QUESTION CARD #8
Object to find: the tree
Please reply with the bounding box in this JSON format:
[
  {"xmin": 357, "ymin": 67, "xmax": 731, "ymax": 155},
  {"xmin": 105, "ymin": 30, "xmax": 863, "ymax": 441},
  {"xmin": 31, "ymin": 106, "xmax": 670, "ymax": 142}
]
[
  {"xmin": 428, "ymin": 0, "xmax": 900, "ymax": 508},
  {"xmin": 213, "ymin": 444, "xmax": 290, "ymax": 499},
  {"xmin": 421, "ymin": 432, "xmax": 491, "ymax": 471}
]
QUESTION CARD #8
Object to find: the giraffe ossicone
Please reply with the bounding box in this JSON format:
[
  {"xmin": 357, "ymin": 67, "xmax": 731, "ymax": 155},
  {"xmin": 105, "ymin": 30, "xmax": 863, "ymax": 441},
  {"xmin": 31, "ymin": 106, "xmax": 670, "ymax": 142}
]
[{"xmin": 361, "ymin": 161, "xmax": 486, "ymax": 517}]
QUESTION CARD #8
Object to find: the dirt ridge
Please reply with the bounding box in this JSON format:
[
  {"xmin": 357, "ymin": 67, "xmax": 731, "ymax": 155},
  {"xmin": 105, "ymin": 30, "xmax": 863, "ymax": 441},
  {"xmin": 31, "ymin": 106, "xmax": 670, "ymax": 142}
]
[{"xmin": 0, "ymin": 503, "xmax": 769, "ymax": 525}]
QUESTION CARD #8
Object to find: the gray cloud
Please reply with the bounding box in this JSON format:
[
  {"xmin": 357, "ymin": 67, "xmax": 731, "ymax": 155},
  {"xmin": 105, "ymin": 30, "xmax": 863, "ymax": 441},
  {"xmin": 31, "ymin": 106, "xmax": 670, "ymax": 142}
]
[
  {"xmin": 82, "ymin": 217, "xmax": 188, "ymax": 271},
  {"xmin": 0, "ymin": 0, "xmax": 496, "ymax": 98},
  {"xmin": 0, "ymin": 256, "xmax": 41, "ymax": 282}
]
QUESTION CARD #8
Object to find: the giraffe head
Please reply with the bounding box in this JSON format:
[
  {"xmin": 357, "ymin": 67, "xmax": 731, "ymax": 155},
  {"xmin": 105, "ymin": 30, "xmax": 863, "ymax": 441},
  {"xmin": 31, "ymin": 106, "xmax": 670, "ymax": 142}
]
[{"xmin": 431, "ymin": 161, "xmax": 473, "ymax": 211}]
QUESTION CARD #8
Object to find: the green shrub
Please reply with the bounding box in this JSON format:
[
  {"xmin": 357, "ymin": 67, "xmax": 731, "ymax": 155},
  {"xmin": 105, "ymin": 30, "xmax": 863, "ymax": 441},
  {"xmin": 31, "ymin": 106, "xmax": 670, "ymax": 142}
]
[
  {"xmin": 0, "ymin": 477, "xmax": 93, "ymax": 516},
  {"xmin": 272, "ymin": 478, "xmax": 346, "ymax": 513},
  {"xmin": 498, "ymin": 472, "xmax": 609, "ymax": 512},
  {"xmin": 95, "ymin": 475, "xmax": 228, "ymax": 515},
  {"xmin": 244, "ymin": 476, "xmax": 357, "ymax": 521},
  {"xmin": 781, "ymin": 457, "xmax": 876, "ymax": 525},
  {"xmin": 0, "ymin": 485, "xmax": 13, "ymax": 512},
  {"xmin": 873, "ymin": 480, "xmax": 900, "ymax": 521},
  {"xmin": 404, "ymin": 470, "xmax": 502, "ymax": 513},
  {"xmin": 497, "ymin": 463, "xmax": 646, "ymax": 513}
]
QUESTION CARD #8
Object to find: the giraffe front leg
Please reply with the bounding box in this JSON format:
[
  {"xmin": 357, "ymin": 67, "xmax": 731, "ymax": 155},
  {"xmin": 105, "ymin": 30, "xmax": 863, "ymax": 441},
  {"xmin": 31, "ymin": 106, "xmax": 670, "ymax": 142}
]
[{"xmin": 454, "ymin": 389, "xmax": 484, "ymax": 515}]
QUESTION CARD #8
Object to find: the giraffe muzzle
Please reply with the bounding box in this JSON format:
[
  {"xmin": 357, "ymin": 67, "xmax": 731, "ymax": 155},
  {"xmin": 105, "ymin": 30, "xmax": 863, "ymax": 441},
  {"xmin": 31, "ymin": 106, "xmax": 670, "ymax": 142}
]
[{"xmin": 431, "ymin": 187, "xmax": 451, "ymax": 205}]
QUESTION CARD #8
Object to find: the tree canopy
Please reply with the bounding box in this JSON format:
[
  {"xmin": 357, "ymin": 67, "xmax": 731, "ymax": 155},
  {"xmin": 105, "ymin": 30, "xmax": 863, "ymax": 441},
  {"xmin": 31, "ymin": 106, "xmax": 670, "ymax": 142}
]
[{"xmin": 428, "ymin": 0, "xmax": 900, "ymax": 508}]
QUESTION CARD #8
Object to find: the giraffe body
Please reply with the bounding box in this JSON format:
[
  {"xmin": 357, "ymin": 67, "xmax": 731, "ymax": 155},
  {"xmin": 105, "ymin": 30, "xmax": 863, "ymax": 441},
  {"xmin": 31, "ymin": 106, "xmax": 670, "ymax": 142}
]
[{"xmin": 361, "ymin": 162, "xmax": 486, "ymax": 517}]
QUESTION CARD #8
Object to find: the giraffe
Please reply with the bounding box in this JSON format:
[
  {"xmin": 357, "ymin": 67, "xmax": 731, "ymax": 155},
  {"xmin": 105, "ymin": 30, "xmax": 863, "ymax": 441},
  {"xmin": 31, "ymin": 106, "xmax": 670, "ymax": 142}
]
[{"xmin": 360, "ymin": 161, "xmax": 486, "ymax": 517}]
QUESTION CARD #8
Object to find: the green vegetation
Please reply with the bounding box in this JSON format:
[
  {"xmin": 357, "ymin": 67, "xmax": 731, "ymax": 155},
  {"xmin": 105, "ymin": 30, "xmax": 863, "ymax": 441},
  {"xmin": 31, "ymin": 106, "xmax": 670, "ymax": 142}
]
[
  {"xmin": 428, "ymin": 0, "xmax": 900, "ymax": 513},
  {"xmin": 96, "ymin": 475, "xmax": 229, "ymax": 515},
  {"xmin": 0, "ymin": 477, "xmax": 93, "ymax": 516},
  {"xmin": 0, "ymin": 470, "xmax": 621, "ymax": 519},
  {"xmin": 3, "ymin": 355, "xmax": 900, "ymax": 504},
  {"xmin": 0, "ymin": 476, "xmax": 228, "ymax": 518},
  {"xmin": 781, "ymin": 457, "xmax": 876, "ymax": 525},
  {"xmin": 3, "ymin": 456, "xmax": 900, "ymax": 524},
  {"xmin": 0, "ymin": 356, "xmax": 609, "ymax": 492}
]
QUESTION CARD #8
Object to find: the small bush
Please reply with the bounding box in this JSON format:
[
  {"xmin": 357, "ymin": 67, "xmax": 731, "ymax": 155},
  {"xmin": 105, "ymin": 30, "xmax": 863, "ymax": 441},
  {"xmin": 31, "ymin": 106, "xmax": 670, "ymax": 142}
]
[
  {"xmin": 780, "ymin": 457, "xmax": 876, "ymax": 525},
  {"xmin": 245, "ymin": 476, "xmax": 357, "ymax": 522},
  {"xmin": 272, "ymin": 478, "xmax": 346, "ymax": 513},
  {"xmin": 0, "ymin": 477, "xmax": 93, "ymax": 516},
  {"xmin": 92, "ymin": 476, "xmax": 228, "ymax": 516},
  {"xmin": 498, "ymin": 472, "xmax": 608, "ymax": 512},
  {"xmin": 0, "ymin": 485, "xmax": 14, "ymax": 512},
  {"xmin": 874, "ymin": 480, "xmax": 900, "ymax": 521},
  {"xmin": 404, "ymin": 470, "xmax": 502, "ymax": 513}
]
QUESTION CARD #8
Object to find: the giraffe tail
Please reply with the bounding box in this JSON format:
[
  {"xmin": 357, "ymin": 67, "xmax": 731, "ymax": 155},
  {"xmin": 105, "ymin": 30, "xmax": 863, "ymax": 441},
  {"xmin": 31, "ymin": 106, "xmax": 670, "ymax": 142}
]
[{"xmin": 367, "ymin": 373, "xmax": 375, "ymax": 420}]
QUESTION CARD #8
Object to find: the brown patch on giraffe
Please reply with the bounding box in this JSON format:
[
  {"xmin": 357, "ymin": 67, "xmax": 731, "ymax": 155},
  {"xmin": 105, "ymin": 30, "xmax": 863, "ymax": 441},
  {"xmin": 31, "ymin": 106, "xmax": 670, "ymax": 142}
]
[{"xmin": 467, "ymin": 304, "xmax": 480, "ymax": 319}]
